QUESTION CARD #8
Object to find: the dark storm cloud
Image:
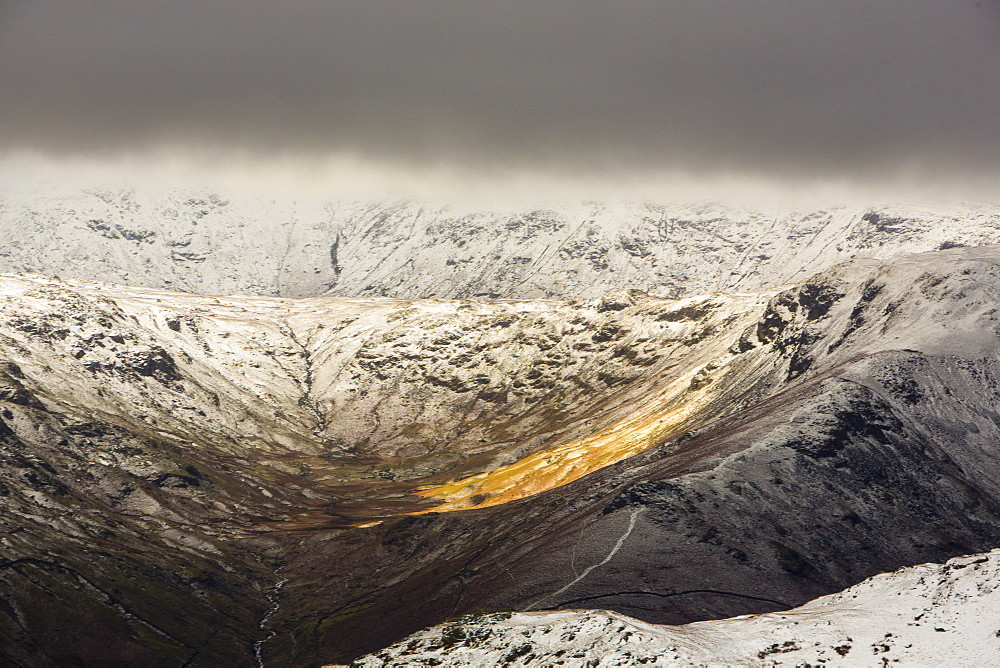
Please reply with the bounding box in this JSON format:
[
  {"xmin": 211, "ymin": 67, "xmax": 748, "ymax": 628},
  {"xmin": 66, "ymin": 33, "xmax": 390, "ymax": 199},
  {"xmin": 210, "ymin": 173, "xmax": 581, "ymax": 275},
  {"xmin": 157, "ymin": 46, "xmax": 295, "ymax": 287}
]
[{"xmin": 2, "ymin": 1, "xmax": 999, "ymax": 183}]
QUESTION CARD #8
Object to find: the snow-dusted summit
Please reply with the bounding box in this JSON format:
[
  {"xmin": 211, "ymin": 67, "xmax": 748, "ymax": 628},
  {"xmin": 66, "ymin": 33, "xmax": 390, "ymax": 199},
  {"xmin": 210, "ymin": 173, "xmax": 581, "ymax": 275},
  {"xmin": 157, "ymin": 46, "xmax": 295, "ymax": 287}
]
[{"xmin": 3, "ymin": 183, "xmax": 1000, "ymax": 299}]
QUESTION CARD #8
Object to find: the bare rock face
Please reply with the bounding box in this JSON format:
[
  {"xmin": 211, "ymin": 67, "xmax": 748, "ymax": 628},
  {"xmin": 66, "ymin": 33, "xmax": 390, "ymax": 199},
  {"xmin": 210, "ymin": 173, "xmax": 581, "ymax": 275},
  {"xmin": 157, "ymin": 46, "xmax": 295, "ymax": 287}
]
[
  {"xmin": 3, "ymin": 183, "xmax": 1000, "ymax": 299},
  {"xmin": 4, "ymin": 245, "xmax": 1000, "ymax": 665}
]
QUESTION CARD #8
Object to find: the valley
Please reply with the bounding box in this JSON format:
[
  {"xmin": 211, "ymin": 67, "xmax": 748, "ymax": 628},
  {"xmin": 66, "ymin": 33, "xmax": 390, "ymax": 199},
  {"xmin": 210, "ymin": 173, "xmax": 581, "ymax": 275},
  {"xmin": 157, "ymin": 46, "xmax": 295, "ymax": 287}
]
[
  {"xmin": 4, "ymin": 225, "xmax": 1000, "ymax": 663},
  {"xmin": 6, "ymin": 2, "xmax": 998, "ymax": 665}
]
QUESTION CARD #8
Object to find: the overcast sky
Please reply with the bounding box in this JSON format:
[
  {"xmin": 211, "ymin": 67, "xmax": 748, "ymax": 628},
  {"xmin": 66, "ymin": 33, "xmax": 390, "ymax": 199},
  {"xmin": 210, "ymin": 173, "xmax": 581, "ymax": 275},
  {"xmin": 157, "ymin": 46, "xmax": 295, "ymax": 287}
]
[{"xmin": 1, "ymin": 1, "xmax": 998, "ymax": 197}]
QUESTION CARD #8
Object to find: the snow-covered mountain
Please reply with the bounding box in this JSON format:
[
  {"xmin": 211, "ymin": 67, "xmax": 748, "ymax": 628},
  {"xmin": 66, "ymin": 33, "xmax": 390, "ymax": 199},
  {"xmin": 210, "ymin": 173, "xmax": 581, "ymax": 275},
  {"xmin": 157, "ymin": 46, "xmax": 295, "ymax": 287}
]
[
  {"xmin": 281, "ymin": 245, "xmax": 1000, "ymax": 663},
  {"xmin": 6, "ymin": 190, "xmax": 1000, "ymax": 664},
  {"xmin": 0, "ymin": 273, "xmax": 773, "ymax": 493},
  {"xmin": 3, "ymin": 183, "xmax": 1000, "ymax": 299},
  {"xmin": 0, "ymin": 272, "xmax": 780, "ymax": 665},
  {"xmin": 354, "ymin": 549, "xmax": 1000, "ymax": 666}
]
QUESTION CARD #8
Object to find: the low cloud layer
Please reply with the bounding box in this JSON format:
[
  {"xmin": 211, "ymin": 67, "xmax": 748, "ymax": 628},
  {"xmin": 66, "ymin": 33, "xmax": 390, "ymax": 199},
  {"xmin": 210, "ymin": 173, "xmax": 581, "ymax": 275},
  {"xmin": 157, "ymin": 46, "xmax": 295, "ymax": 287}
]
[{"xmin": 2, "ymin": 1, "xmax": 998, "ymax": 192}]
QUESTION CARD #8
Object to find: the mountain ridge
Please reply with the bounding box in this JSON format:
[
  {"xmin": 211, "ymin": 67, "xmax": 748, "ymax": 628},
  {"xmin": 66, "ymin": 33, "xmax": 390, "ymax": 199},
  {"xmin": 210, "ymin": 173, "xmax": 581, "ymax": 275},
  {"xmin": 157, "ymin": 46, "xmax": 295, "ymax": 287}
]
[
  {"xmin": 5, "ymin": 211, "xmax": 1000, "ymax": 663},
  {"xmin": 4, "ymin": 184, "xmax": 1000, "ymax": 300},
  {"xmin": 352, "ymin": 548, "xmax": 1000, "ymax": 666}
]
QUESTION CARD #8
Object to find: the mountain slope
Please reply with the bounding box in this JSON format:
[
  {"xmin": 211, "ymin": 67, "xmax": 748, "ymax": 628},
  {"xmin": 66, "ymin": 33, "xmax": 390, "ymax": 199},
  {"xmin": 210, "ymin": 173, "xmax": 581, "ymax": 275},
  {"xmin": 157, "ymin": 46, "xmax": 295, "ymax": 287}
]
[
  {"xmin": 354, "ymin": 549, "xmax": 1000, "ymax": 666},
  {"xmin": 270, "ymin": 246, "xmax": 1000, "ymax": 662},
  {"xmin": 5, "ymin": 245, "xmax": 1000, "ymax": 664},
  {"xmin": 0, "ymin": 272, "xmax": 777, "ymax": 665},
  {"xmin": 0, "ymin": 274, "xmax": 774, "ymax": 503}
]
